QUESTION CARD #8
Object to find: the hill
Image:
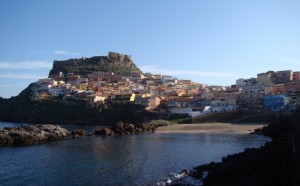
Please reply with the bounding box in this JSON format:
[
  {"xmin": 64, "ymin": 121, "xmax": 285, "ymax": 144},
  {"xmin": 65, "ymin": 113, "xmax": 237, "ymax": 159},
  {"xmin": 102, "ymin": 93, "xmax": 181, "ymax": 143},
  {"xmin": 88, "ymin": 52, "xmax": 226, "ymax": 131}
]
[
  {"xmin": 0, "ymin": 52, "xmax": 155, "ymax": 125},
  {"xmin": 0, "ymin": 84, "xmax": 154, "ymax": 125},
  {"xmin": 48, "ymin": 51, "xmax": 142, "ymax": 78}
]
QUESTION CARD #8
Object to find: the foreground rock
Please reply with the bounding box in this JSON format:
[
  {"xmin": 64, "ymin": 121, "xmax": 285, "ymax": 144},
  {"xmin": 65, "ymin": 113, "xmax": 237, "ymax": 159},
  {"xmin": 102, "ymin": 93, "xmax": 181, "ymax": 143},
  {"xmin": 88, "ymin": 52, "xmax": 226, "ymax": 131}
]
[
  {"xmin": 0, "ymin": 125, "xmax": 69, "ymax": 146},
  {"xmin": 94, "ymin": 122, "xmax": 157, "ymax": 136}
]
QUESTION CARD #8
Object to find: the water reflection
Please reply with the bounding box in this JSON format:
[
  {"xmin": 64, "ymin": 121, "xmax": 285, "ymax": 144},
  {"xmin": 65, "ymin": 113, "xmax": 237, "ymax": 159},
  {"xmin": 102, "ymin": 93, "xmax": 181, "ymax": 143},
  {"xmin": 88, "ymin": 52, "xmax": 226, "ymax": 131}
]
[{"xmin": 0, "ymin": 122, "xmax": 270, "ymax": 185}]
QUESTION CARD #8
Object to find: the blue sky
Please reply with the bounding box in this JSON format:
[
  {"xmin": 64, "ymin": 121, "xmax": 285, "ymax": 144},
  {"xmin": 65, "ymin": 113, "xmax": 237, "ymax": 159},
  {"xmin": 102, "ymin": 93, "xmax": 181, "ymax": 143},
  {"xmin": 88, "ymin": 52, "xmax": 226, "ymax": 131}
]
[{"xmin": 1, "ymin": 0, "xmax": 300, "ymax": 98}]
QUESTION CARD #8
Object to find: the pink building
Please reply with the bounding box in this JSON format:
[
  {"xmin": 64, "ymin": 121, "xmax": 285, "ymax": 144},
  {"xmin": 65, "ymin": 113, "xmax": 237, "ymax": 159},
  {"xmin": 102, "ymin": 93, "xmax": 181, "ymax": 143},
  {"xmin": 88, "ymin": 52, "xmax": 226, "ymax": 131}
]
[
  {"xmin": 293, "ymin": 71, "xmax": 300, "ymax": 81},
  {"xmin": 285, "ymin": 82, "xmax": 300, "ymax": 93}
]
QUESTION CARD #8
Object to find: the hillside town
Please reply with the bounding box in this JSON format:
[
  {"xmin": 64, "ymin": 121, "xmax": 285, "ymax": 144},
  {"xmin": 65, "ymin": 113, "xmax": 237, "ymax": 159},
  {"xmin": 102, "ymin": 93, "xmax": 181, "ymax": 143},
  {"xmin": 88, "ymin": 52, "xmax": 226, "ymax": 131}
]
[{"xmin": 31, "ymin": 67, "xmax": 300, "ymax": 119}]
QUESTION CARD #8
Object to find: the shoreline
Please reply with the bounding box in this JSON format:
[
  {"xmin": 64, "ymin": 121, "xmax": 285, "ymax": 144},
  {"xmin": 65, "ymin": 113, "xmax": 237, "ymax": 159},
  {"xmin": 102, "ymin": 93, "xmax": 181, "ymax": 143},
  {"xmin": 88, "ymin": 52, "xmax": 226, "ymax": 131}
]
[
  {"xmin": 169, "ymin": 111, "xmax": 300, "ymax": 186},
  {"xmin": 156, "ymin": 123, "xmax": 268, "ymax": 134}
]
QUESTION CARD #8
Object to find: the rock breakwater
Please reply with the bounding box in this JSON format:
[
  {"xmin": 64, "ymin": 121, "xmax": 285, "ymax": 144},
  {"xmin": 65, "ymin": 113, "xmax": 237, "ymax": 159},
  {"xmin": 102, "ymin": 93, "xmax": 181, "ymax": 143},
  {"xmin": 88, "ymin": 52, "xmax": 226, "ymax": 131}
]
[{"xmin": 94, "ymin": 122, "xmax": 157, "ymax": 136}]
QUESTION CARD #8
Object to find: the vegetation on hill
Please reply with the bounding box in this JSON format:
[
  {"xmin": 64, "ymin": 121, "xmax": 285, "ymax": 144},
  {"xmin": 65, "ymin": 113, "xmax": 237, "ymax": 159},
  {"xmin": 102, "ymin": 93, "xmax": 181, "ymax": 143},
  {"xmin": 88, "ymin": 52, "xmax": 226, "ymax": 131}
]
[
  {"xmin": 49, "ymin": 63, "xmax": 142, "ymax": 77},
  {"xmin": 0, "ymin": 84, "xmax": 154, "ymax": 125}
]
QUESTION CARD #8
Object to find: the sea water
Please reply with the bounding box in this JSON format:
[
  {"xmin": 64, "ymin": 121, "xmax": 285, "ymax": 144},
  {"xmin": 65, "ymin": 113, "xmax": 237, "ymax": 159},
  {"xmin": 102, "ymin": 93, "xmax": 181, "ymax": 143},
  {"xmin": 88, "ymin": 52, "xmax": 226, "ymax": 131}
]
[{"xmin": 0, "ymin": 122, "xmax": 269, "ymax": 185}]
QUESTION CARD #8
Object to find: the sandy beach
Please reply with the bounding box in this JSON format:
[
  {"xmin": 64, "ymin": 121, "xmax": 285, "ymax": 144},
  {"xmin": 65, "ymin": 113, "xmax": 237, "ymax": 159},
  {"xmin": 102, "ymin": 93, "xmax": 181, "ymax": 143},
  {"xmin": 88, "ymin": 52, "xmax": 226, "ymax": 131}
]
[{"xmin": 156, "ymin": 123, "xmax": 268, "ymax": 134}]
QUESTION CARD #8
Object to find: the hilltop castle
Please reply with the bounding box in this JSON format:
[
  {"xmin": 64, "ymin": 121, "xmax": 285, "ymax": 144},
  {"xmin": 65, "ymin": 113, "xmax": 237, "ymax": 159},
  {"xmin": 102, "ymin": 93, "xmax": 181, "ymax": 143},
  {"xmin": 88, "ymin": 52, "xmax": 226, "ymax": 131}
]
[{"xmin": 48, "ymin": 52, "xmax": 142, "ymax": 78}]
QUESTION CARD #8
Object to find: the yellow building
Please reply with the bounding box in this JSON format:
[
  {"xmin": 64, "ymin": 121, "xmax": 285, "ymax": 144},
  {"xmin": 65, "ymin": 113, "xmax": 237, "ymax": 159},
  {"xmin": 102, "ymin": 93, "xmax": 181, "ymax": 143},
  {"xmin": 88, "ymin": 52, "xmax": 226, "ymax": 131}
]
[
  {"xmin": 130, "ymin": 93, "xmax": 151, "ymax": 109},
  {"xmin": 112, "ymin": 93, "xmax": 132, "ymax": 104}
]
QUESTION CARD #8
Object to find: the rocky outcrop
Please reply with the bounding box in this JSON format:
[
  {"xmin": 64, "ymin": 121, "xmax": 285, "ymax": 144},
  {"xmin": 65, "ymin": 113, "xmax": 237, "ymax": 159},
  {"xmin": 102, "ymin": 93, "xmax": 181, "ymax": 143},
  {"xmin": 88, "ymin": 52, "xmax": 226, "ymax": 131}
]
[
  {"xmin": 48, "ymin": 51, "xmax": 142, "ymax": 77},
  {"xmin": 108, "ymin": 51, "xmax": 133, "ymax": 63},
  {"xmin": 71, "ymin": 129, "xmax": 87, "ymax": 138},
  {"xmin": 94, "ymin": 122, "xmax": 157, "ymax": 136},
  {"xmin": 196, "ymin": 133, "xmax": 293, "ymax": 186},
  {"xmin": 0, "ymin": 125, "xmax": 69, "ymax": 146}
]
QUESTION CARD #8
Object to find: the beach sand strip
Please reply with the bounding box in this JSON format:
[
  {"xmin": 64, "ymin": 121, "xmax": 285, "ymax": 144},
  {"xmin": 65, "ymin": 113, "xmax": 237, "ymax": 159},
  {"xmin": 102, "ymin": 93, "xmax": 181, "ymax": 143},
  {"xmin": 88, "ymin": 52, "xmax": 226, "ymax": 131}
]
[{"xmin": 156, "ymin": 123, "xmax": 267, "ymax": 134}]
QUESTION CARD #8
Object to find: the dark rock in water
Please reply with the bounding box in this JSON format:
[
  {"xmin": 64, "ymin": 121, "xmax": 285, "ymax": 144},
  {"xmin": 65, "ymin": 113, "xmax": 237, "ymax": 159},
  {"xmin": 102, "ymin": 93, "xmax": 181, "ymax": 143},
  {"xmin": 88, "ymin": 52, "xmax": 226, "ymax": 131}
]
[
  {"xmin": 0, "ymin": 124, "xmax": 69, "ymax": 146},
  {"xmin": 0, "ymin": 132, "xmax": 14, "ymax": 145},
  {"xmin": 93, "ymin": 123, "xmax": 157, "ymax": 136},
  {"xmin": 93, "ymin": 129, "xmax": 102, "ymax": 135},
  {"xmin": 124, "ymin": 124, "xmax": 135, "ymax": 132},
  {"xmin": 94, "ymin": 128, "xmax": 114, "ymax": 136},
  {"xmin": 71, "ymin": 129, "xmax": 87, "ymax": 138},
  {"xmin": 179, "ymin": 169, "xmax": 190, "ymax": 176},
  {"xmin": 102, "ymin": 128, "xmax": 115, "ymax": 136},
  {"xmin": 115, "ymin": 122, "xmax": 124, "ymax": 132}
]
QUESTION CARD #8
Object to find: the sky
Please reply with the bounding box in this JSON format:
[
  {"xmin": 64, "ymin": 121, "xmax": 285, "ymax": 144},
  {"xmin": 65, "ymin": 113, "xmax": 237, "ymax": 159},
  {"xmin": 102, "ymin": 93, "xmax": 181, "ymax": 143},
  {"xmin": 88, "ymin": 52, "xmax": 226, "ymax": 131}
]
[{"xmin": 1, "ymin": 0, "xmax": 300, "ymax": 98}]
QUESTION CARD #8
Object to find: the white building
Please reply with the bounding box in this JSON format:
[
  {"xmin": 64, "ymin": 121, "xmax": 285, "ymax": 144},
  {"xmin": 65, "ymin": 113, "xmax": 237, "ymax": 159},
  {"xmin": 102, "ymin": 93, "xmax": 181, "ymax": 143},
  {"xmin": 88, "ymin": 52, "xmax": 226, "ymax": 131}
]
[
  {"xmin": 236, "ymin": 78, "xmax": 247, "ymax": 87},
  {"xmin": 48, "ymin": 88, "xmax": 66, "ymax": 97},
  {"xmin": 161, "ymin": 75, "xmax": 175, "ymax": 83}
]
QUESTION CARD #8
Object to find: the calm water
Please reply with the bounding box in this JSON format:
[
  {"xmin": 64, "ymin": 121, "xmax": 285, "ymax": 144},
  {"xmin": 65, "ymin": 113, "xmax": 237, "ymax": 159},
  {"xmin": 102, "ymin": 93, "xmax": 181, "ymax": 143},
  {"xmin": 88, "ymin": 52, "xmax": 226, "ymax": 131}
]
[{"xmin": 0, "ymin": 122, "xmax": 269, "ymax": 186}]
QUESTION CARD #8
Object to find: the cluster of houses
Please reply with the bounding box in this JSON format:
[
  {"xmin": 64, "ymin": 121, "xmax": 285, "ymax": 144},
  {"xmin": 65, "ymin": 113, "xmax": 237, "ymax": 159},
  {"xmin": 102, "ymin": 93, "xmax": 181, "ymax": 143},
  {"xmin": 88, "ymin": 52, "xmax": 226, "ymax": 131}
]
[{"xmin": 32, "ymin": 69, "xmax": 300, "ymax": 118}]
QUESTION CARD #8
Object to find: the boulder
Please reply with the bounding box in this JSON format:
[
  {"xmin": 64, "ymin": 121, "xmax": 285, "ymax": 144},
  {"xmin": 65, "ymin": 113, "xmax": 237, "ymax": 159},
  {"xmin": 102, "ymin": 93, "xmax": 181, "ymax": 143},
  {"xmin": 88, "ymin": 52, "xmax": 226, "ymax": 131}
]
[
  {"xmin": 93, "ymin": 123, "xmax": 158, "ymax": 136},
  {"xmin": 0, "ymin": 131, "xmax": 14, "ymax": 146},
  {"xmin": 94, "ymin": 128, "xmax": 115, "ymax": 136},
  {"xmin": 102, "ymin": 128, "xmax": 113, "ymax": 135},
  {"xmin": 114, "ymin": 122, "xmax": 124, "ymax": 133},
  {"xmin": 72, "ymin": 129, "xmax": 87, "ymax": 138},
  {"xmin": 124, "ymin": 124, "xmax": 135, "ymax": 132},
  {"xmin": 37, "ymin": 125, "xmax": 69, "ymax": 139},
  {"xmin": 116, "ymin": 122, "xmax": 124, "ymax": 129}
]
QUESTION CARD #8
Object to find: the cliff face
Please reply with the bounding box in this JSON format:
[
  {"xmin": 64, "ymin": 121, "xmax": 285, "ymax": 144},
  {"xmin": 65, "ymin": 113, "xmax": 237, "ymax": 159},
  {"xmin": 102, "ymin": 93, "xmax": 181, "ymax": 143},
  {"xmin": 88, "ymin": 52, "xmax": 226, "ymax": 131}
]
[{"xmin": 49, "ymin": 52, "xmax": 142, "ymax": 78}]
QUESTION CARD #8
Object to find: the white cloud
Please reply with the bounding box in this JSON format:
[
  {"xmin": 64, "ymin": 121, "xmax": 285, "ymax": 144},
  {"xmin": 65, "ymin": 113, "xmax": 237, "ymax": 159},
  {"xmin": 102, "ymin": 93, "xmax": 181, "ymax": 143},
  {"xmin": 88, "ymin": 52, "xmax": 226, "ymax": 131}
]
[
  {"xmin": 0, "ymin": 61, "xmax": 52, "ymax": 69},
  {"xmin": 140, "ymin": 65, "xmax": 239, "ymax": 78},
  {"xmin": 0, "ymin": 73, "xmax": 44, "ymax": 79},
  {"xmin": 53, "ymin": 50, "xmax": 80, "ymax": 56},
  {"xmin": 0, "ymin": 83, "xmax": 29, "ymax": 88}
]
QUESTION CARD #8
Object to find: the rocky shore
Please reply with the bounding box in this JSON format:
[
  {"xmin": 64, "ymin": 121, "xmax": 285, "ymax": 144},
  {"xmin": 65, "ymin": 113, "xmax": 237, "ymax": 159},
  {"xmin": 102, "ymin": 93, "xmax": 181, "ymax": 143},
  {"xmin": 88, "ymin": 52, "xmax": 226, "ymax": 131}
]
[
  {"xmin": 169, "ymin": 110, "xmax": 300, "ymax": 186},
  {"xmin": 94, "ymin": 122, "xmax": 157, "ymax": 136},
  {"xmin": 0, "ymin": 124, "xmax": 69, "ymax": 146},
  {"xmin": 0, "ymin": 122, "xmax": 159, "ymax": 146}
]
